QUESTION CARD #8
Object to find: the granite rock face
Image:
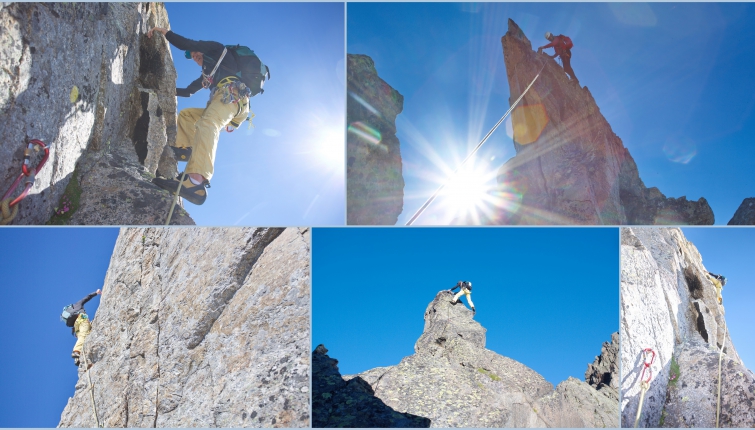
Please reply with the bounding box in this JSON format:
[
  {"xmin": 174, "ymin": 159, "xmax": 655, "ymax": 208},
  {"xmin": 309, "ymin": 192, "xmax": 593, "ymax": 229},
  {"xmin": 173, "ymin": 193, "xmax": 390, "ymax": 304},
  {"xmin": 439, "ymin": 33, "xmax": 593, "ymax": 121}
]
[
  {"xmin": 620, "ymin": 227, "xmax": 754, "ymax": 427},
  {"xmin": 496, "ymin": 19, "xmax": 713, "ymax": 225},
  {"xmin": 314, "ymin": 291, "xmax": 618, "ymax": 428},
  {"xmin": 346, "ymin": 54, "xmax": 405, "ymax": 225},
  {"xmin": 0, "ymin": 3, "xmax": 191, "ymax": 225},
  {"xmin": 585, "ymin": 331, "xmax": 620, "ymax": 401},
  {"xmin": 728, "ymin": 198, "xmax": 755, "ymax": 225},
  {"xmin": 59, "ymin": 227, "xmax": 310, "ymax": 428}
]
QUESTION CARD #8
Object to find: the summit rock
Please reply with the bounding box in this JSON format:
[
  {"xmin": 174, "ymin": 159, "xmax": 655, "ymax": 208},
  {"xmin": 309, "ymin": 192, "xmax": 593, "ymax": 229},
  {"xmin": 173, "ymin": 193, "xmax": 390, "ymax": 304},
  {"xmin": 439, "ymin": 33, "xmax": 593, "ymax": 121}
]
[
  {"xmin": 496, "ymin": 19, "xmax": 713, "ymax": 225},
  {"xmin": 314, "ymin": 291, "xmax": 618, "ymax": 428}
]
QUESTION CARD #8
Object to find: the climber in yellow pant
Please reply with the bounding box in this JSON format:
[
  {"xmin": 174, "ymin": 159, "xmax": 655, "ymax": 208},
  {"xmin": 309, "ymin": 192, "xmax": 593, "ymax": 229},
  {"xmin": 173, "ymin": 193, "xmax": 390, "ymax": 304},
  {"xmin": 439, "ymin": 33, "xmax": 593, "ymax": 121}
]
[
  {"xmin": 72, "ymin": 314, "xmax": 92, "ymax": 366},
  {"xmin": 707, "ymin": 272, "xmax": 726, "ymax": 305},
  {"xmin": 449, "ymin": 281, "xmax": 476, "ymax": 314},
  {"xmin": 147, "ymin": 27, "xmax": 255, "ymax": 206},
  {"xmin": 175, "ymin": 92, "xmax": 249, "ymax": 179}
]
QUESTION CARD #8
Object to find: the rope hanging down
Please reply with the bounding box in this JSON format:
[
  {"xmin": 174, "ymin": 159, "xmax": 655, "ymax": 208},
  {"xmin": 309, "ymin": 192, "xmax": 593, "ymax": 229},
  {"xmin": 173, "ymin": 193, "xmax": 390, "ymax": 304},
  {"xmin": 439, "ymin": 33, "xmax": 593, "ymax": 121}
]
[
  {"xmin": 405, "ymin": 60, "xmax": 547, "ymax": 226},
  {"xmin": 634, "ymin": 348, "xmax": 656, "ymax": 428},
  {"xmin": 82, "ymin": 344, "xmax": 101, "ymax": 428},
  {"xmin": 716, "ymin": 319, "xmax": 729, "ymax": 428},
  {"xmin": 165, "ymin": 162, "xmax": 191, "ymax": 226}
]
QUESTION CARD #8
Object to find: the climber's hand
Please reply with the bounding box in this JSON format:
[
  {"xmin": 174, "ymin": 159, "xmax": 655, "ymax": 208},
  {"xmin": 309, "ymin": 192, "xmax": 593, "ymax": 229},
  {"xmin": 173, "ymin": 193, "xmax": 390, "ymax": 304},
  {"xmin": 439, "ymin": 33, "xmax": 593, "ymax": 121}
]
[
  {"xmin": 147, "ymin": 27, "xmax": 167, "ymax": 38},
  {"xmin": 537, "ymin": 47, "xmax": 543, "ymax": 54},
  {"xmin": 96, "ymin": 289, "xmax": 102, "ymax": 295}
]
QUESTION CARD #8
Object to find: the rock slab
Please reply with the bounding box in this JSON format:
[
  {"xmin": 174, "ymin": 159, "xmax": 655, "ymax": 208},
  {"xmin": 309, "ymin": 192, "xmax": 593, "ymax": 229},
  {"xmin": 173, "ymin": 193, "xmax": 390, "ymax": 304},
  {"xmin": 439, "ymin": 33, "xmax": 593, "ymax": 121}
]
[
  {"xmin": 59, "ymin": 227, "xmax": 310, "ymax": 428},
  {"xmin": 620, "ymin": 227, "xmax": 754, "ymax": 427},
  {"xmin": 0, "ymin": 3, "xmax": 191, "ymax": 225}
]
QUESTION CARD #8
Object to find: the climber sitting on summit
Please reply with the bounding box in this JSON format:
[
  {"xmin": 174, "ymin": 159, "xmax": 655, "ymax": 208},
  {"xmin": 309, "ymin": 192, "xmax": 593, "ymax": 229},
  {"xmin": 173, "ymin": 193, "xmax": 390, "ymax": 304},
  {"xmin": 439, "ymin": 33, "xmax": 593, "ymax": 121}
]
[
  {"xmin": 537, "ymin": 32, "xmax": 579, "ymax": 86},
  {"xmin": 449, "ymin": 281, "xmax": 475, "ymax": 314},
  {"xmin": 707, "ymin": 271, "xmax": 726, "ymax": 304},
  {"xmin": 61, "ymin": 289, "xmax": 102, "ymax": 366},
  {"xmin": 146, "ymin": 27, "xmax": 269, "ymax": 205}
]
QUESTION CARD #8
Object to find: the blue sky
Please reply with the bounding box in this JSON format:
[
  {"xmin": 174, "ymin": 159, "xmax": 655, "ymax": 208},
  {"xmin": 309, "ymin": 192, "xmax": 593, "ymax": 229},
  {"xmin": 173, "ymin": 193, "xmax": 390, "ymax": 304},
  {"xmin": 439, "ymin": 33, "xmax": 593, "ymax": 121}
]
[
  {"xmin": 682, "ymin": 227, "xmax": 755, "ymax": 370},
  {"xmin": 166, "ymin": 3, "xmax": 345, "ymax": 226},
  {"xmin": 348, "ymin": 3, "xmax": 755, "ymax": 225},
  {"xmin": 0, "ymin": 228, "xmax": 117, "ymax": 428},
  {"xmin": 313, "ymin": 227, "xmax": 619, "ymax": 386}
]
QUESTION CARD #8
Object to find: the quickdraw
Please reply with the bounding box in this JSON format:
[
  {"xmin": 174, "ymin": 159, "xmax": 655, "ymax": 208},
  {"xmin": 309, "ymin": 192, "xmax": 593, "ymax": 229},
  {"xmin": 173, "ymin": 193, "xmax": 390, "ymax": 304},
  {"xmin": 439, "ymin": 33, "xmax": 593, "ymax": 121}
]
[
  {"xmin": 634, "ymin": 348, "xmax": 656, "ymax": 428},
  {"xmin": 1, "ymin": 139, "xmax": 49, "ymax": 224}
]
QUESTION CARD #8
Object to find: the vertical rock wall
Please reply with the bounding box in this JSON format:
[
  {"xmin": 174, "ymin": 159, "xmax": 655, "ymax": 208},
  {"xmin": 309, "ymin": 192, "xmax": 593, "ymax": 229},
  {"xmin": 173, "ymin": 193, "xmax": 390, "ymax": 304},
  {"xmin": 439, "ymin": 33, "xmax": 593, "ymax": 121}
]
[
  {"xmin": 346, "ymin": 54, "xmax": 405, "ymax": 225},
  {"xmin": 59, "ymin": 227, "xmax": 310, "ymax": 428},
  {"xmin": 0, "ymin": 3, "xmax": 191, "ymax": 225},
  {"xmin": 498, "ymin": 19, "xmax": 713, "ymax": 225},
  {"xmin": 620, "ymin": 227, "xmax": 754, "ymax": 427}
]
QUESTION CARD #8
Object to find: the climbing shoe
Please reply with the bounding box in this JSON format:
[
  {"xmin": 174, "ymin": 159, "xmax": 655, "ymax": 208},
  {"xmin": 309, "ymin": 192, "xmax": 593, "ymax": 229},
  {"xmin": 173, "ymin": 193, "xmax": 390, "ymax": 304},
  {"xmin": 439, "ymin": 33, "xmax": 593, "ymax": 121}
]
[
  {"xmin": 152, "ymin": 175, "xmax": 209, "ymax": 205},
  {"xmin": 73, "ymin": 357, "xmax": 80, "ymax": 366},
  {"xmin": 72, "ymin": 351, "xmax": 80, "ymax": 359},
  {"xmin": 171, "ymin": 146, "xmax": 192, "ymax": 162}
]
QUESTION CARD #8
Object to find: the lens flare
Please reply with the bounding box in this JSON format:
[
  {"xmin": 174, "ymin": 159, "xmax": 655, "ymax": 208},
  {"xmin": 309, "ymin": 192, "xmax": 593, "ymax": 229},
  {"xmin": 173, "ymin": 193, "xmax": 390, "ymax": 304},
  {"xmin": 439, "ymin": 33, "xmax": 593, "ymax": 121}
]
[
  {"xmin": 663, "ymin": 137, "xmax": 696, "ymax": 164},
  {"xmin": 511, "ymin": 104, "xmax": 549, "ymax": 145},
  {"xmin": 348, "ymin": 121, "xmax": 384, "ymax": 149}
]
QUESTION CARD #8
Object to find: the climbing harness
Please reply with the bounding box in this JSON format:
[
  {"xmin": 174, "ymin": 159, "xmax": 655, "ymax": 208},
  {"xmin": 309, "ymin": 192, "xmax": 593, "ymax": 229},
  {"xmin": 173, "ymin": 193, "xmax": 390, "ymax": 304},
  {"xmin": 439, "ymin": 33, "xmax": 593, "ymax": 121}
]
[
  {"xmin": 716, "ymin": 320, "xmax": 729, "ymax": 428},
  {"xmin": 1, "ymin": 139, "xmax": 49, "ymax": 224},
  {"xmin": 82, "ymin": 344, "xmax": 101, "ymax": 428},
  {"xmin": 405, "ymin": 60, "xmax": 547, "ymax": 225},
  {"xmin": 202, "ymin": 48, "xmax": 228, "ymax": 89},
  {"xmin": 634, "ymin": 348, "xmax": 655, "ymax": 428}
]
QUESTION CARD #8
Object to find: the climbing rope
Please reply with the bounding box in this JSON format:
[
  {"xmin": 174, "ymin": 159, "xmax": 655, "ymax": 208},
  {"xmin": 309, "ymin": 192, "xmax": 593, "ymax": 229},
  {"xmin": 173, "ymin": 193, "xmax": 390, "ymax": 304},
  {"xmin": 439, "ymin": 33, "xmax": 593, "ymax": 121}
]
[
  {"xmin": 165, "ymin": 165, "xmax": 190, "ymax": 226},
  {"xmin": 634, "ymin": 348, "xmax": 655, "ymax": 428},
  {"xmin": 405, "ymin": 60, "xmax": 548, "ymax": 226},
  {"xmin": 1, "ymin": 139, "xmax": 49, "ymax": 224},
  {"xmin": 82, "ymin": 344, "xmax": 101, "ymax": 428},
  {"xmin": 716, "ymin": 320, "xmax": 729, "ymax": 428}
]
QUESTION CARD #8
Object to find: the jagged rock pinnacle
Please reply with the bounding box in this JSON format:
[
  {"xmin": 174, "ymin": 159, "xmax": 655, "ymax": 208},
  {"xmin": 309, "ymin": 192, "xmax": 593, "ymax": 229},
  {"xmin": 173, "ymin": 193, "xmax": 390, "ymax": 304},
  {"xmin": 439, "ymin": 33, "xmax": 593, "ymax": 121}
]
[
  {"xmin": 314, "ymin": 290, "xmax": 618, "ymax": 428},
  {"xmin": 493, "ymin": 19, "xmax": 713, "ymax": 226}
]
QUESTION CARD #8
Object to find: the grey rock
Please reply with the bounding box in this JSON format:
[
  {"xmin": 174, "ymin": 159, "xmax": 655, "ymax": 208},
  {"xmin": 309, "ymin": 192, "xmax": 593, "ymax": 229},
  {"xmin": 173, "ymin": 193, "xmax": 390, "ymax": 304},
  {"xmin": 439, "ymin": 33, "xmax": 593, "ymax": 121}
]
[
  {"xmin": 346, "ymin": 54, "xmax": 405, "ymax": 225},
  {"xmin": 58, "ymin": 227, "xmax": 310, "ymax": 427},
  {"xmin": 585, "ymin": 331, "xmax": 619, "ymax": 401},
  {"xmin": 0, "ymin": 3, "xmax": 192, "ymax": 225},
  {"xmin": 496, "ymin": 19, "xmax": 713, "ymax": 225},
  {"xmin": 316, "ymin": 290, "xmax": 617, "ymax": 428},
  {"xmin": 620, "ymin": 227, "xmax": 752, "ymax": 427},
  {"xmin": 728, "ymin": 197, "xmax": 755, "ymax": 225}
]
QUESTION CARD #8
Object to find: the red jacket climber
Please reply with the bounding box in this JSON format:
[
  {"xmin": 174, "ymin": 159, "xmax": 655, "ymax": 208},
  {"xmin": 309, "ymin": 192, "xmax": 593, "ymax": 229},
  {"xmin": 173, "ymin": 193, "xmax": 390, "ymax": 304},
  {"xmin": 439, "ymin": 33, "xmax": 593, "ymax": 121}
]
[{"xmin": 537, "ymin": 32, "xmax": 579, "ymax": 86}]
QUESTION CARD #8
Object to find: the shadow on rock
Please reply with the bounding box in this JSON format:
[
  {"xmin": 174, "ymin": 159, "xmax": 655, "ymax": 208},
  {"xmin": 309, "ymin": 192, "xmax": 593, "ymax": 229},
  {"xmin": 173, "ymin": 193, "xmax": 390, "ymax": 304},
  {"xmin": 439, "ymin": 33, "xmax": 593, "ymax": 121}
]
[{"xmin": 312, "ymin": 344, "xmax": 431, "ymax": 428}]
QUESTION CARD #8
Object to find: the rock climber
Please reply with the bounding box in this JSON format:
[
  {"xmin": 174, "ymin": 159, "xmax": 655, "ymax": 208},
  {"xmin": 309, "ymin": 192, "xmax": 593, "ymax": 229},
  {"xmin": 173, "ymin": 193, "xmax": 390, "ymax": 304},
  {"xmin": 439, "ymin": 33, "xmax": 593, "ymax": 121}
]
[
  {"xmin": 537, "ymin": 32, "xmax": 579, "ymax": 86},
  {"xmin": 62, "ymin": 289, "xmax": 102, "ymax": 366},
  {"xmin": 449, "ymin": 281, "xmax": 475, "ymax": 314},
  {"xmin": 707, "ymin": 272, "xmax": 726, "ymax": 304},
  {"xmin": 146, "ymin": 27, "xmax": 255, "ymax": 205}
]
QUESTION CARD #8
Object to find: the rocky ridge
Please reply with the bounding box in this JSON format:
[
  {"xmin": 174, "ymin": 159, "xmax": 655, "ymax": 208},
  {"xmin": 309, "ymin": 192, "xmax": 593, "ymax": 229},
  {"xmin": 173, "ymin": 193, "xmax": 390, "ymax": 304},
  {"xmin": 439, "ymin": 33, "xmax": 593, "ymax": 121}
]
[
  {"xmin": 620, "ymin": 227, "xmax": 755, "ymax": 427},
  {"xmin": 314, "ymin": 291, "xmax": 618, "ymax": 428},
  {"xmin": 59, "ymin": 227, "xmax": 310, "ymax": 427},
  {"xmin": 0, "ymin": 3, "xmax": 192, "ymax": 225},
  {"xmin": 346, "ymin": 54, "xmax": 405, "ymax": 225},
  {"xmin": 496, "ymin": 19, "xmax": 713, "ymax": 225}
]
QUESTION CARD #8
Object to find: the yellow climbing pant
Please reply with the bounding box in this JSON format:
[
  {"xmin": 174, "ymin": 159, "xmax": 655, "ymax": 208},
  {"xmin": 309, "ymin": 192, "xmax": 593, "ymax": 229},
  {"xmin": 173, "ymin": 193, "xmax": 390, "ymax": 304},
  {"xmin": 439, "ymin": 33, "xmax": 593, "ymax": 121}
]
[
  {"xmin": 73, "ymin": 314, "xmax": 91, "ymax": 353},
  {"xmin": 454, "ymin": 287, "xmax": 474, "ymax": 308},
  {"xmin": 708, "ymin": 275, "xmax": 723, "ymax": 304},
  {"xmin": 175, "ymin": 91, "xmax": 249, "ymax": 180}
]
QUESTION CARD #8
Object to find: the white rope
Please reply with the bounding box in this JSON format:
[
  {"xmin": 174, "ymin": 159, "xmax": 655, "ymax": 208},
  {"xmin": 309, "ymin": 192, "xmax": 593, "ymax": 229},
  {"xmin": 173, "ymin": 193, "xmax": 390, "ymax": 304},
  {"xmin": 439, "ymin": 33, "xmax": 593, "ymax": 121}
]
[{"xmin": 405, "ymin": 59, "xmax": 547, "ymax": 226}]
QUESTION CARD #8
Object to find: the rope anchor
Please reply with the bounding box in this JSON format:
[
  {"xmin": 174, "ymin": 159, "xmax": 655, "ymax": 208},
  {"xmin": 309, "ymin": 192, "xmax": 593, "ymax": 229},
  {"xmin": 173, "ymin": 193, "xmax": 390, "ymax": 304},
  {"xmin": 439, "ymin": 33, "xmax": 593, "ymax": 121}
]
[
  {"xmin": 634, "ymin": 348, "xmax": 655, "ymax": 428},
  {"xmin": 1, "ymin": 139, "xmax": 49, "ymax": 225}
]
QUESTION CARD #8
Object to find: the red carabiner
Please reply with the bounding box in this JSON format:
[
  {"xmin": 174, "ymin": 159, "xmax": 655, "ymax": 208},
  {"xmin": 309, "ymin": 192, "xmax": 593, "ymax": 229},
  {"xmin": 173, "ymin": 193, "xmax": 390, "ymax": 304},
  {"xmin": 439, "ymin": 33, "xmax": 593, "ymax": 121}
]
[
  {"xmin": 2, "ymin": 139, "xmax": 49, "ymax": 207},
  {"xmin": 639, "ymin": 348, "xmax": 656, "ymax": 384}
]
